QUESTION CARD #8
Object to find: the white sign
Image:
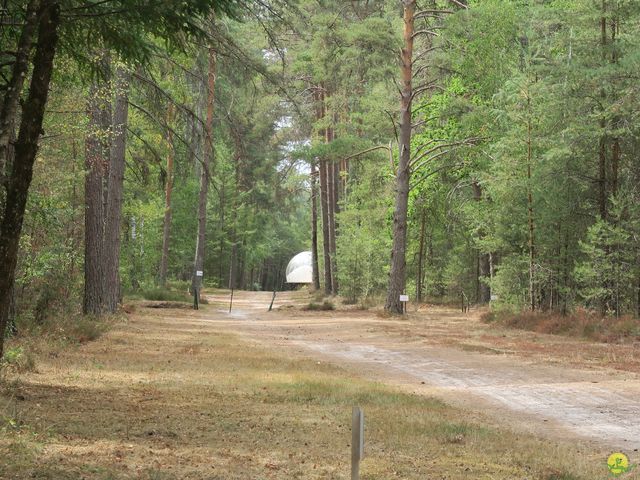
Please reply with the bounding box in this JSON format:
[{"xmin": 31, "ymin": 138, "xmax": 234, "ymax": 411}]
[
  {"xmin": 490, "ymin": 294, "xmax": 498, "ymax": 301},
  {"xmin": 399, "ymin": 295, "xmax": 409, "ymax": 302},
  {"xmin": 196, "ymin": 270, "xmax": 203, "ymax": 277}
]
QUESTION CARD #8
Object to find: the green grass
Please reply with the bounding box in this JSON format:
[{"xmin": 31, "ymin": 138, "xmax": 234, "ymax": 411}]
[{"xmin": 302, "ymin": 300, "xmax": 335, "ymax": 311}]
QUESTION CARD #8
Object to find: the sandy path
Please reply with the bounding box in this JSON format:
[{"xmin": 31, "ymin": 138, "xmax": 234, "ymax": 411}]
[{"xmin": 202, "ymin": 290, "xmax": 640, "ymax": 452}]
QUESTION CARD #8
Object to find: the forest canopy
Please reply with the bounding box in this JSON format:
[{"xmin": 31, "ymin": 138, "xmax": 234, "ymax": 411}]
[{"xmin": 1, "ymin": 0, "xmax": 639, "ymax": 357}]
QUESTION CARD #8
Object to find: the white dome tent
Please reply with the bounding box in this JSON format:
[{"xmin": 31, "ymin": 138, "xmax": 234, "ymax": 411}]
[{"xmin": 285, "ymin": 251, "xmax": 313, "ymax": 284}]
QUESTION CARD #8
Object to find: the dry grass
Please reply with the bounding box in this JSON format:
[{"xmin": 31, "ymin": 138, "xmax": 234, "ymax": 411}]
[
  {"xmin": 482, "ymin": 309, "xmax": 640, "ymax": 343},
  {"xmin": 0, "ymin": 306, "xmax": 608, "ymax": 479}
]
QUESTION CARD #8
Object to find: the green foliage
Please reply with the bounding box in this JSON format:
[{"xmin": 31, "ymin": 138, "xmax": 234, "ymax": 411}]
[
  {"xmin": 1, "ymin": 347, "xmax": 36, "ymax": 373},
  {"xmin": 138, "ymin": 288, "xmax": 191, "ymax": 303},
  {"xmin": 575, "ymin": 195, "xmax": 640, "ymax": 315},
  {"xmin": 336, "ymin": 155, "xmax": 393, "ymax": 302}
]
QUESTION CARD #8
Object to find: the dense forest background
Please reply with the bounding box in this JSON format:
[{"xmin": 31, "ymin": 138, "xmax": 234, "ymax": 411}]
[{"xmin": 1, "ymin": 0, "xmax": 639, "ymax": 356}]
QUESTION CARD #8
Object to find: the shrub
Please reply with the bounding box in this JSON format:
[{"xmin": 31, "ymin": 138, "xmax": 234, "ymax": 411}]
[
  {"xmin": 70, "ymin": 318, "xmax": 106, "ymax": 343},
  {"xmin": 1, "ymin": 347, "xmax": 36, "ymax": 373},
  {"xmin": 484, "ymin": 308, "xmax": 640, "ymax": 343},
  {"xmin": 140, "ymin": 288, "xmax": 190, "ymax": 303},
  {"xmin": 303, "ymin": 300, "xmax": 335, "ymax": 311}
]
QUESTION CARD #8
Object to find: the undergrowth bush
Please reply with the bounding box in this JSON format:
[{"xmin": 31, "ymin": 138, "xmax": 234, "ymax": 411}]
[
  {"xmin": 303, "ymin": 300, "xmax": 335, "ymax": 311},
  {"xmin": 0, "ymin": 347, "xmax": 36, "ymax": 374},
  {"xmin": 482, "ymin": 309, "xmax": 640, "ymax": 343},
  {"xmin": 140, "ymin": 288, "xmax": 190, "ymax": 303}
]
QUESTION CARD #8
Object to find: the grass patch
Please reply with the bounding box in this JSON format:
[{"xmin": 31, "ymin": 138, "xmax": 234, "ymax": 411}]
[
  {"xmin": 0, "ymin": 346, "xmax": 36, "ymax": 374},
  {"xmin": 482, "ymin": 309, "xmax": 640, "ymax": 343},
  {"xmin": 0, "ymin": 309, "xmax": 607, "ymax": 479},
  {"xmin": 139, "ymin": 288, "xmax": 191, "ymax": 303},
  {"xmin": 302, "ymin": 300, "xmax": 335, "ymax": 311}
]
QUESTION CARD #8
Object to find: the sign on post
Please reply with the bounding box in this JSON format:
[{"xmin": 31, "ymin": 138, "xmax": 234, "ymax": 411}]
[
  {"xmin": 196, "ymin": 270, "xmax": 203, "ymax": 277},
  {"xmin": 351, "ymin": 406, "xmax": 364, "ymax": 480},
  {"xmin": 399, "ymin": 294, "xmax": 409, "ymax": 314}
]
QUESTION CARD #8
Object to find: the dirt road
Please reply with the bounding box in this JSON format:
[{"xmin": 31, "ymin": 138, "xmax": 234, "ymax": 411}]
[{"xmin": 205, "ymin": 290, "xmax": 640, "ymax": 452}]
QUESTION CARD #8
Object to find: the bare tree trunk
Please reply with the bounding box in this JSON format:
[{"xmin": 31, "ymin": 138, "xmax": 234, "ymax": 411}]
[
  {"xmin": 192, "ymin": 45, "xmax": 217, "ymax": 301},
  {"xmin": 385, "ymin": 0, "xmax": 415, "ymax": 314},
  {"xmin": 311, "ymin": 161, "xmax": 321, "ymax": 290},
  {"xmin": 314, "ymin": 87, "xmax": 332, "ymax": 295},
  {"xmin": 610, "ymin": 13, "xmax": 620, "ymax": 200},
  {"xmin": 527, "ymin": 93, "xmax": 535, "ymax": 311},
  {"xmin": 0, "ymin": 0, "xmax": 60, "ymax": 359},
  {"xmin": 326, "ymin": 159, "xmax": 335, "ymax": 292},
  {"xmin": 84, "ymin": 82, "xmax": 107, "ymax": 315},
  {"xmin": 102, "ymin": 66, "xmax": 130, "ymax": 313},
  {"xmin": 598, "ymin": 1, "xmax": 608, "ymax": 221},
  {"xmin": 159, "ymin": 104, "xmax": 175, "ymax": 287},
  {"xmin": 416, "ymin": 206, "xmax": 426, "ymax": 302},
  {"xmin": 330, "ymin": 155, "xmax": 340, "ymax": 294},
  {"xmin": 319, "ymin": 158, "xmax": 332, "ymax": 295}
]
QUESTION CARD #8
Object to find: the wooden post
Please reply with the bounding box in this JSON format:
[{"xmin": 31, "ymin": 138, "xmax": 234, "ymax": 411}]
[
  {"xmin": 268, "ymin": 290, "xmax": 276, "ymax": 311},
  {"xmin": 351, "ymin": 406, "xmax": 364, "ymax": 480},
  {"xmin": 229, "ymin": 288, "xmax": 234, "ymax": 313}
]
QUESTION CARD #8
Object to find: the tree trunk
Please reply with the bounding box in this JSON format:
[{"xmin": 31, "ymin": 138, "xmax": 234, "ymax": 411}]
[
  {"xmin": 0, "ymin": 0, "xmax": 38, "ymax": 196},
  {"xmin": 102, "ymin": 66, "xmax": 130, "ymax": 313},
  {"xmin": 191, "ymin": 45, "xmax": 217, "ymax": 300},
  {"xmin": 0, "ymin": 0, "xmax": 60, "ymax": 359},
  {"xmin": 330, "ymin": 155, "xmax": 340, "ymax": 294},
  {"xmin": 84, "ymin": 82, "xmax": 107, "ymax": 315},
  {"xmin": 319, "ymin": 158, "xmax": 332, "ymax": 295},
  {"xmin": 416, "ymin": 206, "xmax": 426, "ymax": 302},
  {"xmin": 385, "ymin": 0, "xmax": 415, "ymax": 314},
  {"xmin": 310, "ymin": 161, "xmax": 321, "ymax": 290},
  {"xmin": 159, "ymin": 104, "xmax": 175, "ymax": 287},
  {"xmin": 527, "ymin": 93, "xmax": 535, "ymax": 311},
  {"xmin": 598, "ymin": 1, "xmax": 608, "ymax": 221}
]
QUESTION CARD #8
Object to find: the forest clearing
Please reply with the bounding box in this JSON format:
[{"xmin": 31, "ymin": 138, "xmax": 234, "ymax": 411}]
[
  {"xmin": 1, "ymin": 291, "xmax": 633, "ymax": 479},
  {"xmin": 2, "ymin": 0, "xmax": 640, "ymax": 478}
]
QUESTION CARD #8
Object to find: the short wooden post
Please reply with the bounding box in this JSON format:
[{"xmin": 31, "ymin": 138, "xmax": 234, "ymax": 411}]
[
  {"xmin": 193, "ymin": 287, "xmax": 199, "ymax": 310},
  {"xmin": 228, "ymin": 288, "xmax": 234, "ymax": 313},
  {"xmin": 351, "ymin": 406, "xmax": 364, "ymax": 480},
  {"xmin": 268, "ymin": 290, "xmax": 276, "ymax": 311}
]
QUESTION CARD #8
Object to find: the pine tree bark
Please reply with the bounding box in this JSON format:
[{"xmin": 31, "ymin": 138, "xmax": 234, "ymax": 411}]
[
  {"xmin": 102, "ymin": 66, "xmax": 130, "ymax": 313},
  {"xmin": 159, "ymin": 104, "xmax": 175, "ymax": 287},
  {"xmin": 330, "ymin": 154, "xmax": 340, "ymax": 294},
  {"xmin": 325, "ymin": 102, "xmax": 338, "ymax": 295},
  {"xmin": 316, "ymin": 87, "xmax": 332, "ymax": 295},
  {"xmin": 0, "ymin": 0, "xmax": 60, "ymax": 359},
  {"xmin": 385, "ymin": 0, "xmax": 415, "ymax": 314},
  {"xmin": 319, "ymin": 158, "xmax": 332, "ymax": 295},
  {"xmin": 0, "ymin": 0, "xmax": 38, "ymax": 194},
  {"xmin": 310, "ymin": 161, "xmax": 321, "ymax": 290},
  {"xmin": 191, "ymin": 45, "xmax": 217, "ymax": 300},
  {"xmin": 83, "ymin": 82, "xmax": 107, "ymax": 315},
  {"xmin": 416, "ymin": 206, "xmax": 426, "ymax": 302},
  {"xmin": 598, "ymin": 1, "xmax": 608, "ymax": 221},
  {"xmin": 527, "ymin": 93, "xmax": 535, "ymax": 311}
]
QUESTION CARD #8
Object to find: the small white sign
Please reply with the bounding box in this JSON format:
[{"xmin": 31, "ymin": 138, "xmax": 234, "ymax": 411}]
[
  {"xmin": 196, "ymin": 270, "xmax": 203, "ymax": 277},
  {"xmin": 399, "ymin": 294, "xmax": 409, "ymax": 302},
  {"xmin": 490, "ymin": 294, "xmax": 498, "ymax": 301}
]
